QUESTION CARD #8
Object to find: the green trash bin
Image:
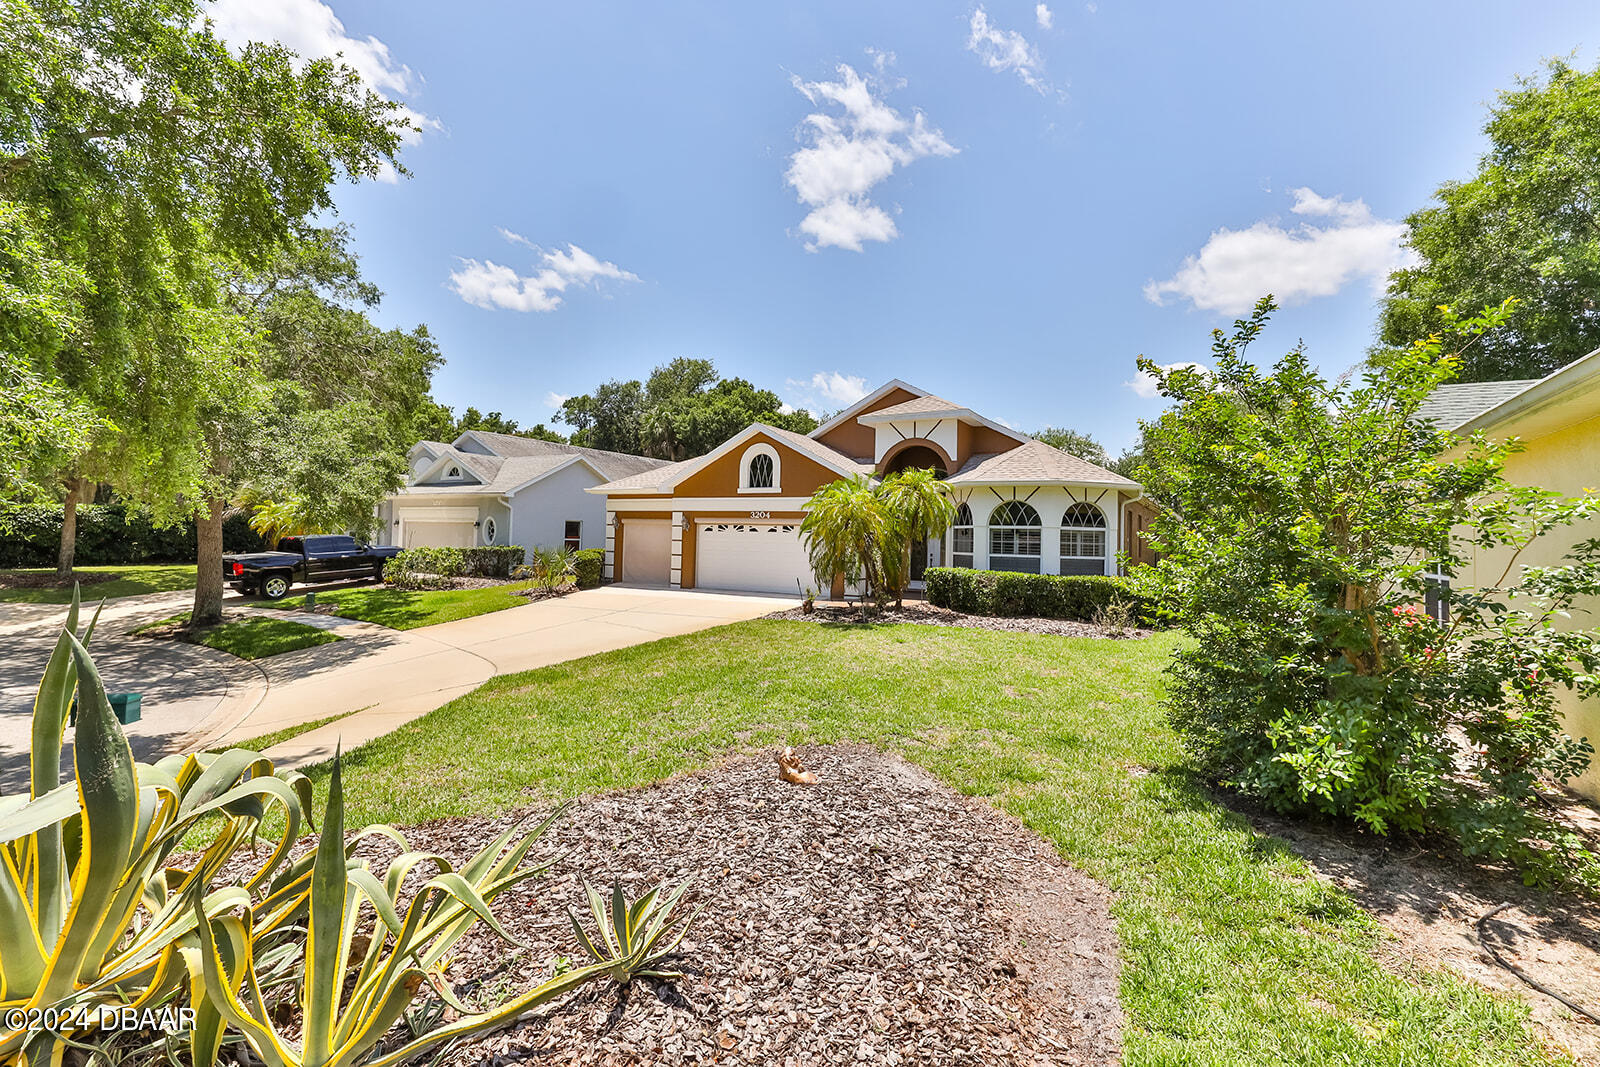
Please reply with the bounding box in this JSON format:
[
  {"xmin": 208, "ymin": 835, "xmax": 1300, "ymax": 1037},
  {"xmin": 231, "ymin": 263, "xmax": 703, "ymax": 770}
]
[
  {"xmin": 67, "ymin": 692, "xmax": 143, "ymax": 725},
  {"xmin": 109, "ymin": 692, "xmax": 142, "ymax": 724}
]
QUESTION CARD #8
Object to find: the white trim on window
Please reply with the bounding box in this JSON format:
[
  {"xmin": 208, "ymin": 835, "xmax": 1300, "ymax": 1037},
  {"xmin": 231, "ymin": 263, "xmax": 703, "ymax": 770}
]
[
  {"xmin": 988, "ymin": 501, "xmax": 1042, "ymax": 573},
  {"xmin": 950, "ymin": 502, "xmax": 974, "ymax": 569},
  {"xmin": 738, "ymin": 442, "xmax": 782, "ymax": 493},
  {"xmin": 482, "ymin": 516, "xmax": 497, "ymax": 544}
]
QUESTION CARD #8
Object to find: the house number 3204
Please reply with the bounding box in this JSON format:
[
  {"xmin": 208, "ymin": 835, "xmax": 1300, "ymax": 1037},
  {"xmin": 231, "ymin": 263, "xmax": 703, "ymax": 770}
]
[{"xmin": 749, "ymin": 510, "xmax": 771, "ymax": 520}]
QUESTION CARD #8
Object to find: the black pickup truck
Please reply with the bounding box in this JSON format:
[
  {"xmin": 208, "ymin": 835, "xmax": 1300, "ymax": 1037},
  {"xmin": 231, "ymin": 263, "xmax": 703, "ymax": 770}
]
[{"xmin": 223, "ymin": 535, "xmax": 401, "ymax": 600}]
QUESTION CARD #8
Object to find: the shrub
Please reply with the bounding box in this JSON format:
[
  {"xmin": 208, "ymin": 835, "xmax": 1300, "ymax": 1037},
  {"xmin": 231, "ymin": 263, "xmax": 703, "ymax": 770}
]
[
  {"xmin": 385, "ymin": 546, "xmax": 465, "ymax": 590},
  {"xmin": 461, "ymin": 544, "xmax": 525, "ymax": 578},
  {"xmin": 1134, "ymin": 299, "xmax": 1600, "ymax": 888},
  {"xmin": 512, "ymin": 546, "xmax": 576, "ymax": 597},
  {"xmin": 2, "ymin": 592, "xmax": 663, "ymax": 1064},
  {"xmin": 0, "ymin": 501, "xmax": 265, "ymax": 567},
  {"xmin": 574, "ymin": 547, "xmax": 604, "ymax": 589},
  {"xmin": 925, "ymin": 567, "xmax": 1148, "ymax": 622}
]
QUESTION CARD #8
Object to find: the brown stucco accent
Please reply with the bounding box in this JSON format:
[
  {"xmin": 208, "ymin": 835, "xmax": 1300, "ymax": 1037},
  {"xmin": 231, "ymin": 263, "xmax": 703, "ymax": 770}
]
[
  {"xmin": 672, "ymin": 432, "xmax": 844, "ymax": 498},
  {"xmin": 969, "ymin": 424, "xmax": 1023, "ymax": 455},
  {"xmin": 1122, "ymin": 496, "xmax": 1159, "ymax": 568},
  {"xmin": 679, "ymin": 519, "xmax": 695, "ymax": 588},
  {"xmin": 613, "ymin": 510, "xmax": 673, "ymax": 520},
  {"xmin": 877, "ymin": 437, "xmax": 953, "ymax": 476},
  {"xmin": 813, "ymin": 386, "xmax": 921, "ymax": 457}
]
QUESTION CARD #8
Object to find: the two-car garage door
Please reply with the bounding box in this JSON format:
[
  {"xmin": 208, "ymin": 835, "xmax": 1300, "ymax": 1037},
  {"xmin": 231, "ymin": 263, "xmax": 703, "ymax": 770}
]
[{"xmin": 695, "ymin": 522, "xmax": 814, "ymax": 595}]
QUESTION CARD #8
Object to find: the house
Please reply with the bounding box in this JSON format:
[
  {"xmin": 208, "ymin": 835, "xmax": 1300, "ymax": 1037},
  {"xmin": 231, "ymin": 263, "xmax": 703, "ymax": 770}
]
[
  {"xmin": 1422, "ymin": 356, "xmax": 1600, "ymax": 800},
  {"xmin": 589, "ymin": 380, "xmax": 1155, "ymax": 595},
  {"xmin": 378, "ymin": 431, "xmax": 670, "ymax": 559}
]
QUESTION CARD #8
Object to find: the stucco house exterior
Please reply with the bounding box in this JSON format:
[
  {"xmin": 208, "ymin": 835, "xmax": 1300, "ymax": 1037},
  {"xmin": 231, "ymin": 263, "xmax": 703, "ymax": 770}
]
[
  {"xmin": 590, "ymin": 380, "xmax": 1155, "ymax": 595},
  {"xmin": 378, "ymin": 430, "xmax": 669, "ymax": 560},
  {"xmin": 1420, "ymin": 356, "xmax": 1600, "ymax": 800}
]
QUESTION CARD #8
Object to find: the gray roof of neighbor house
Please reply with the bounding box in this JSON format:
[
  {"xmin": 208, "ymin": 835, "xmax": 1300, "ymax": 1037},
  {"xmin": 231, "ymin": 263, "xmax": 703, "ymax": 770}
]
[
  {"xmin": 946, "ymin": 440, "xmax": 1137, "ymax": 487},
  {"xmin": 1415, "ymin": 380, "xmax": 1540, "ymax": 430},
  {"xmin": 401, "ymin": 433, "xmax": 669, "ymax": 496}
]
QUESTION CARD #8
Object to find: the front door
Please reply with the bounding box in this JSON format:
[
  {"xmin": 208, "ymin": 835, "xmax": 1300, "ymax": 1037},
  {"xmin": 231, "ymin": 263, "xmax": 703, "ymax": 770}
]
[{"xmin": 909, "ymin": 537, "xmax": 929, "ymax": 584}]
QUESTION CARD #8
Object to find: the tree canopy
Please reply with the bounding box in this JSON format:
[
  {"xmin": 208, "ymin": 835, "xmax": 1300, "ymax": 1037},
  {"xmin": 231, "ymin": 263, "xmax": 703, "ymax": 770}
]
[
  {"xmin": 1378, "ymin": 58, "xmax": 1600, "ymax": 381},
  {"xmin": 558, "ymin": 358, "xmax": 817, "ymax": 459}
]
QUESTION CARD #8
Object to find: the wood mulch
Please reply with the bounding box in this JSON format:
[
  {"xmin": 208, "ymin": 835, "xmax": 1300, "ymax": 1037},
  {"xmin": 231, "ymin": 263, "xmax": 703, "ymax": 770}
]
[
  {"xmin": 369, "ymin": 745, "xmax": 1121, "ymax": 1066},
  {"xmin": 765, "ymin": 601, "xmax": 1148, "ymax": 640}
]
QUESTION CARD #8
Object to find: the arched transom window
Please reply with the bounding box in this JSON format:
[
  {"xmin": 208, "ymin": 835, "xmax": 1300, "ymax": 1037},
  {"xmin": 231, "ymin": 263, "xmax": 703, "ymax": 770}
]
[
  {"xmin": 989, "ymin": 500, "xmax": 1042, "ymax": 573},
  {"xmin": 1059, "ymin": 503, "xmax": 1106, "ymax": 574},
  {"xmin": 951, "ymin": 502, "xmax": 974, "ymax": 569},
  {"xmin": 738, "ymin": 442, "xmax": 782, "ymax": 492}
]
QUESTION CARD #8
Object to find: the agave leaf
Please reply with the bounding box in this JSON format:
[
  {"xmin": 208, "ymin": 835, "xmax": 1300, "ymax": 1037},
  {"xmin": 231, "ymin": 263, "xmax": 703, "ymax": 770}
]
[
  {"xmin": 303, "ymin": 748, "xmax": 351, "ymax": 1066},
  {"xmin": 567, "ymin": 908, "xmax": 604, "ymax": 962},
  {"xmin": 611, "ymin": 881, "xmax": 630, "ymax": 953},
  {"xmin": 0, "ymin": 844, "xmax": 47, "ymax": 999}
]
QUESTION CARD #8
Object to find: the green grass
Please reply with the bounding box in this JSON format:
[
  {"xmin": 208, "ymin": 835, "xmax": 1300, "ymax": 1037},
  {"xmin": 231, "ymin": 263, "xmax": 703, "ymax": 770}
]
[
  {"xmin": 0, "ymin": 564, "xmax": 196, "ymax": 604},
  {"xmin": 313, "ymin": 620, "xmax": 1571, "ymax": 1067},
  {"xmin": 225, "ymin": 710, "xmax": 357, "ymax": 753},
  {"xmin": 273, "ymin": 581, "xmax": 539, "ymax": 630},
  {"xmin": 133, "ymin": 612, "xmax": 341, "ymax": 660}
]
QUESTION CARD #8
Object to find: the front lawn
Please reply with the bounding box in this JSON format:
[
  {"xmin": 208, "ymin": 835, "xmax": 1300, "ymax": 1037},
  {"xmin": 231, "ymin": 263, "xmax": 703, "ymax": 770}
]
[
  {"xmin": 0, "ymin": 564, "xmax": 196, "ymax": 604},
  {"xmin": 273, "ymin": 580, "xmax": 539, "ymax": 630},
  {"xmin": 133, "ymin": 612, "xmax": 340, "ymax": 659},
  {"xmin": 321, "ymin": 621, "xmax": 1567, "ymax": 1067}
]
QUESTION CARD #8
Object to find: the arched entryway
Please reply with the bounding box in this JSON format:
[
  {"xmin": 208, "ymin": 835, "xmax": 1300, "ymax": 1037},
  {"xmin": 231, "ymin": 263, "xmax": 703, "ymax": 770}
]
[{"xmin": 878, "ymin": 440, "xmax": 952, "ymax": 585}]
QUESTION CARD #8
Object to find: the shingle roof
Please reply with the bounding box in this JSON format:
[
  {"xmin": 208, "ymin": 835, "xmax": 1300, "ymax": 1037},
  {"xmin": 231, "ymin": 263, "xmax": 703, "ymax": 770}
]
[
  {"xmin": 400, "ymin": 454, "xmax": 585, "ymax": 495},
  {"xmin": 946, "ymin": 440, "xmax": 1137, "ymax": 487},
  {"xmin": 864, "ymin": 394, "xmax": 965, "ymax": 418},
  {"xmin": 1415, "ymin": 380, "xmax": 1539, "ymax": 430},
  {"xmin": 595, "ymin": 423, "xmax": 873, "ymax": 493},
  {"xmin": 595, "ymin": 457, "xmax": 696, "ymax": 493},
  {"xmin": 457, "ymin": 430, "xmax": 669, "ymax": 481}
]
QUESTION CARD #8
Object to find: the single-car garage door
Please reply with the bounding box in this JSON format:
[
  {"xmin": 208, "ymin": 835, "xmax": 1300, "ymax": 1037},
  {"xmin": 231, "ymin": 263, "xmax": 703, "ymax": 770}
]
[
  {"xmin": 696, "ymin": 522, "xmax": 813, "ymax": 594},
  {"xmin": 402, "ymin": 521, "xmax": 475, "ymax": 549},
  {"xmin": 620, "ymin": 519, "xmax": 672, "ymax": 585}
]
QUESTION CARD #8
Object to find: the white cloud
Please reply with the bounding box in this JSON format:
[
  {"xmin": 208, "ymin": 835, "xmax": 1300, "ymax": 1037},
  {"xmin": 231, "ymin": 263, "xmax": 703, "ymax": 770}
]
[
  {"xmin": 206, "ymin": 0, "xmax": 439, "ymax": 179},
  {"xmin": 1036, "ymin": 3, "xmax": 1054, "ymax": 28},
  {"xmin": 1126, "ymin": 361, "xmax": 1209, "ymax": 399},
  {"xmin": 785, "ymin": 61, "xmax": 957, "ymax": 252},
  {"xmin": 787, "ymin": 371, "xmax": 871, "ymax": 412},
  {"xmin": 544, "ymin": 391, "xmax": 570, "ymax": 409},
  {"xmin": 449, "ymin": 235, "xmax": 639, "ymax": 313},
  {"xmin": 967, "ymin": 6, "xmax": 1051, "ymax": 94},
  {"xmin": 1143, "ymin": 187, "xmax": 1412, "ymax": 315}
]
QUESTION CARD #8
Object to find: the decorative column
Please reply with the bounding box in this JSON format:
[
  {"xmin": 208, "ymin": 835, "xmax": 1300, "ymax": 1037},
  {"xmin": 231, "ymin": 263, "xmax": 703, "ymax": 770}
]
[
  {"xmin": 1105, "ymin": 496, "xmax": 1121, "ymax": 576},
  {"xmin": 669, "ymin": 511, "xmax": 684, "ymax": 589},
  {"xmin": 603, "ymin": 511, "xmax": 616, "ymax": 581},
  {"xmin": 973, "ymin": 506, "xmax": 990, "ymax": 571}
]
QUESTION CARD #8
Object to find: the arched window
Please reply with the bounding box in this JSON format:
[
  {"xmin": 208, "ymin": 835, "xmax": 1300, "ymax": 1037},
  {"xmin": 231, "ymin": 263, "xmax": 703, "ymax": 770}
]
[
  {"xmin": 749, "ymin": 452, "xmax": 773, "ymax": 488},
  {"xmin": 951, "ymin": 502, "xmax": 974, "ymax": 569},
  {"xmin": 989, "ymin": 501, "xmax": 1042, "ymax": 573},
  {"xmin": 739, "ymin": 443, "xmax": 781, "ymax": 492},
  {"xmin": 1060, "ymin": 502, "xmax": 1106, "ymax": 575},
  {"xmin": 446, "ymin": 466, "xmax": 461, "ymax": 479}
]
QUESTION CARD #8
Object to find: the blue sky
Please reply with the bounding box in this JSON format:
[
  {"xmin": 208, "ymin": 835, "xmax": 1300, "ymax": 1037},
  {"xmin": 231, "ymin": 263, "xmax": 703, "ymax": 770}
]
[{"xmin": 211, "ymin": 1, "xmax": 1599, "ymax": 451}]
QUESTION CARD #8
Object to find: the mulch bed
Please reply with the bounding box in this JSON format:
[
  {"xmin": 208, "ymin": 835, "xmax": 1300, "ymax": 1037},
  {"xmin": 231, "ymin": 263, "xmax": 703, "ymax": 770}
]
[
  {"xmin": 361, "ymin": 746, "xmax": 1121, "ymax": 1065},
  {"xmin": 765, "ymin": 601, "xmax": 1148, "ymax": 639},
  {"xmin": 0, "ymin": 568, "xmax": 119, "ymax": 590}
]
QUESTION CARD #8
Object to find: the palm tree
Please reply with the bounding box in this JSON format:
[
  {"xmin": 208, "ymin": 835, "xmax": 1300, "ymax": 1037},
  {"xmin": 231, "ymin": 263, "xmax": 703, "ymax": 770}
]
[
  {"xmin": 800, "ymin": 475, "xmax": 896, "ymax": 619},
  {"xmin": 878, "ymin": 467, "xmax": 956, "ymax": 608}
]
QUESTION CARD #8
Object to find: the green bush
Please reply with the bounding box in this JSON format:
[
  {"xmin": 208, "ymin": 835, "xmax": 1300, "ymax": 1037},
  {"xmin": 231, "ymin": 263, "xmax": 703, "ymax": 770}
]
[
  {"xmin": 385, "ymin": 546, "xmax": 464, "ymax": 590},
  {"xmin": 461, "ymin": 544, "xmax": 525, "ymax": 578},
  {"xmin": 925, "ymin": 567, "xmax": 1147, "ymax": 622},
  {"xmin": 0, "ymin": 501, "xmax": 265, "ymax": 567},
  {"xmin": 574, "ymin": 547, "xmax": 603, "ymax": 589}
]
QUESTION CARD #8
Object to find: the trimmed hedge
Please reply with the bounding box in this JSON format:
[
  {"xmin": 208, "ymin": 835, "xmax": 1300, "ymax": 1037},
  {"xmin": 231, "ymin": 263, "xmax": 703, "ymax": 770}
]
[
  {"xmin": 925, "ymin": 567, "xmax": 1149, "ymax": 622},
  {"xmin": 385, "ymin": 545, "xmax": 527, "ymax": 590},
  {"xmin": 0, "ymin": 503, "xmax": 266, "ymax": 568},
  {"xmin": 573, "ymin": 548, "xmax": 603, "ymax": 589},
  {"xmin": 460, "ymin": 546, "xmax": 525, "ymax": 578}
]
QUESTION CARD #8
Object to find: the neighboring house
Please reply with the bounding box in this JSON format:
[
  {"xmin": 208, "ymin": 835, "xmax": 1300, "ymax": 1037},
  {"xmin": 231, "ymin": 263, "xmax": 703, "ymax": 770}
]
[
  {"xmin": 379, "ymin": 431, "xmax": 670, "ymax": 560},
  {"xmin": 590, "ymin": 380, "xmax": 1154, "ymax": 595},
  {"xmin": 1422, "ymin": 358, "xmax": 1600, "ymax": 800}
]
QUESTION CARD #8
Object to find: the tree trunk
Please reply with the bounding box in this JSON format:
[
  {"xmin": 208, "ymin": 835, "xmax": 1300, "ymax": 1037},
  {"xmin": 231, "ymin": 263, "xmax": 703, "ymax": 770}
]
[
  {"xmin": 56, "ymin": 477, "xmax": 90, "ymax": 578},
  {"xmin": 192, "ymin": 498, "xmax": 227, "ymax": 627}
]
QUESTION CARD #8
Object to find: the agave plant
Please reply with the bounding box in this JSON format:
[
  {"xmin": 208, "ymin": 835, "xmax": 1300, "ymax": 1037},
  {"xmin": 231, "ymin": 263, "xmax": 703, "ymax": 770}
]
[
  {"xmin": 568, "ymin": 880, "xmax": 698, "ymax": 983},
  {"xmin": 188, "ymin": 755, "xmax": 634, "ymax": 1067},
  {"xmin": 0, "ymin": 591, "xmax": 317, "ymax": 1065}
]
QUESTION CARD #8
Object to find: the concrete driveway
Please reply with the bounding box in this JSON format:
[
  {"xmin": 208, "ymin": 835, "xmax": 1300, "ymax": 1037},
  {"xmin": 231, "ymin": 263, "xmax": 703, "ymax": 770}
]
[{"xmin": 0, "ymin": 584, "xmax": 793, "ymax": 789}]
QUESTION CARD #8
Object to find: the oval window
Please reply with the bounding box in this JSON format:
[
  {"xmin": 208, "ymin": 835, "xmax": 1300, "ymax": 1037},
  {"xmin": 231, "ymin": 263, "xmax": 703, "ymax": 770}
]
[{"xmin": 483, "ymin": 517, "xmax": 497, "ymax": 544}]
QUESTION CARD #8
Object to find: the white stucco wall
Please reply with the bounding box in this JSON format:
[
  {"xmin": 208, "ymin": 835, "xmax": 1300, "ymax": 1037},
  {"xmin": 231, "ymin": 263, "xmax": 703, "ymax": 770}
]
[
  {"xmin": 950, "ymin": 485, "xmax": 1123, "ymax": 577},
  {"xmin": 872, "ymin": 420, "xmax": 958, "ymax": 465},
  {"xmin": 507, "ymin": 461, "xmax": 608, "ymax": 561}
]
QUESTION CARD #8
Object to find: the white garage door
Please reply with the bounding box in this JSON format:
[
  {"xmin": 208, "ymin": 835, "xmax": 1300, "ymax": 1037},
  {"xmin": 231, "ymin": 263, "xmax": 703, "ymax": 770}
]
[
  {"xmin": 403, "ymin": 521, "xmax": 475, "ymax": 549},
  {"xmin": 696, "ymin": 522, "xmax": 814, "ymax": 594},
  {"xmin": 620, "ymin": 519, "xmax": 672, "ymax": 585}
]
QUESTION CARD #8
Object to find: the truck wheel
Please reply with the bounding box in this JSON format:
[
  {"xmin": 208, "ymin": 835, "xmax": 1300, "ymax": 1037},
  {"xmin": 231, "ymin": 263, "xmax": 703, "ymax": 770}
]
[{"xmin": 261, "ymin": 573, "xmax": 292, "ymax": 600}]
